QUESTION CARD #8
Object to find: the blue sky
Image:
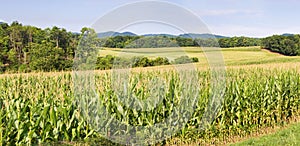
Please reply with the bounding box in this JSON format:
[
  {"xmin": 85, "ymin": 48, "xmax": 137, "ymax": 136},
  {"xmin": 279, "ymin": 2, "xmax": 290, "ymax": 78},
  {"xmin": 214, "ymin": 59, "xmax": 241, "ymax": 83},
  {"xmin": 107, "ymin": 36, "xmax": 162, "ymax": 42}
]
[{"xmin": 0, "ymin": 0, "xmax": 299, "ymax": 37}]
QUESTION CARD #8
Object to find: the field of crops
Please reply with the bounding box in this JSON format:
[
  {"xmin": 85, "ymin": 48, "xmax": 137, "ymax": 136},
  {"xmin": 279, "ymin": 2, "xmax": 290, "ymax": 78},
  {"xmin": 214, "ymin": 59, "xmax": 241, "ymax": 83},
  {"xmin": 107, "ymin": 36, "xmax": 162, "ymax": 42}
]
[
  {"xmin": 0, "ymin": 58, "xmax": 300, "ymax": 145},
  {"xmin": 100, "ymin": 46, "xmax": 300, "ymax": 66}
]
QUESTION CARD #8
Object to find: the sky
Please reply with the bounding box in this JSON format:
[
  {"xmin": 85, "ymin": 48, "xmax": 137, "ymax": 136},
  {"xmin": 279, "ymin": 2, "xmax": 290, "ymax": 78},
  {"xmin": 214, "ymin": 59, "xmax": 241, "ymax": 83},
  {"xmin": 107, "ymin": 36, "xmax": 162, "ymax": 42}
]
[{"xmin": 0, "ymin": 0, "xmax": 299, "ymax": 37}]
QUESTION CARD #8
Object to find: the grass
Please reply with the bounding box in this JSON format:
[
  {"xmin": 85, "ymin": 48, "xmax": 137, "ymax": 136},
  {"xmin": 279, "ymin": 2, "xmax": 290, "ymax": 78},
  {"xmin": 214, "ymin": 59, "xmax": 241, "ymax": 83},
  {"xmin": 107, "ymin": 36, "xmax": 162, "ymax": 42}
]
[{"xmin": 232, "ymin": 122, "xmax": 300, "ymax": 146}]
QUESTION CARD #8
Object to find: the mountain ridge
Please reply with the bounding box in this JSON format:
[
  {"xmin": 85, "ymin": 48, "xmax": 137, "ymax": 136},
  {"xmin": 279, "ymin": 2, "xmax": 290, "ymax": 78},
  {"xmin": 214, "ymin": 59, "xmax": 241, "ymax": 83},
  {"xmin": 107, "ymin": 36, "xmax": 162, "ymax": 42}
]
[
  {"xmin": 97, "ymin": 31, "xmax": 137, "ymax": 38},
  {"xmin": 282, "ymin": 33, "xmax": 294, "ymax": 37},
  {"xmin": 142, "ymin": 34, "xmax": 177, "ymax": 37},
  {"xmin": 97, "ymin": 31, "xmax": 228, "ymax": 39},
  {"xmin": 179, "ymin": 33, "xmax": 228, "ymax": 39}
]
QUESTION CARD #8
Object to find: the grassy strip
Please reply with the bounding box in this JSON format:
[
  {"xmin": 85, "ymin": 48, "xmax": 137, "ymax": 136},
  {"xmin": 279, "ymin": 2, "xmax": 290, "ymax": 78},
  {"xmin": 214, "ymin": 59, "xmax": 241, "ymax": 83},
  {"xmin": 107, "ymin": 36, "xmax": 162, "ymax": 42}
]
[{"xmin": 232, "ymin": 122, "xmax": 300, "ymax": 146}]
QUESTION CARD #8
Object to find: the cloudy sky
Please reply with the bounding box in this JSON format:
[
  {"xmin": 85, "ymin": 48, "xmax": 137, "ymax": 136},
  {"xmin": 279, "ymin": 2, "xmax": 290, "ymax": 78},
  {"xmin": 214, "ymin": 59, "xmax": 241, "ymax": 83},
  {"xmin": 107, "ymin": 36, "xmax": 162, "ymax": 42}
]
[{"xmin": 0, "ymin": 0, "xmax": 299, "ymax": 37}]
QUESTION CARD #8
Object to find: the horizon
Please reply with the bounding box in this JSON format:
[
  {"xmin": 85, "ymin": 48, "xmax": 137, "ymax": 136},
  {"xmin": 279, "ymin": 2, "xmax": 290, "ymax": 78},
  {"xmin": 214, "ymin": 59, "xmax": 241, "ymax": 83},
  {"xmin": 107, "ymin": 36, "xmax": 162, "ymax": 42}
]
[
  {"xmin": 1, "ymin": 0, "xmax": 299, "ymax": 37},
  {"xmin": 96, "ymin": 30, "xmax": 294, "ymax": 38},
  {"xmin": 0, "ymin": 20, "xmax": 294, "ymax": 38}
]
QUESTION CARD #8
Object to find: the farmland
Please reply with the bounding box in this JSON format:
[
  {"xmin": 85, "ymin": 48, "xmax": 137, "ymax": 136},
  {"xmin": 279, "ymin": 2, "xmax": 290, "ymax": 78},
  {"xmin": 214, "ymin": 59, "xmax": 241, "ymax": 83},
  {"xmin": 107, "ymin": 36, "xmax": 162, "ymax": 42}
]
[
  {"xmin": 0, "ymin": 47, "xmax": 300, "ymax": 145},
  {"xmin": 99, "ymin": 46, "xmax": 300, "ymax": 66}
]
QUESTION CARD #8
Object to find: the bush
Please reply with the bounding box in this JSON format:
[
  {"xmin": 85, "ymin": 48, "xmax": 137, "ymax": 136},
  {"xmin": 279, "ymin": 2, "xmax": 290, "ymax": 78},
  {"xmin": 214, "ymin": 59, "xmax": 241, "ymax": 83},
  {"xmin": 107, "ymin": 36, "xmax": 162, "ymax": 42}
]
[{"xmin": 95, "ymin": 55, "xmax": 199, "ymax": 70}]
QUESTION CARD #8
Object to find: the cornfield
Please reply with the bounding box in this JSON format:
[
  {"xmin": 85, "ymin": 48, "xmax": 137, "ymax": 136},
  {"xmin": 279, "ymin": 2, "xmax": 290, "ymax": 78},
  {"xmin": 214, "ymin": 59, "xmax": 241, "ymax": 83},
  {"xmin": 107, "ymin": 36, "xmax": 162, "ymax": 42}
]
[{"xmin": 0, "ymin": 66, "xmax": 299, "ymax": 145}]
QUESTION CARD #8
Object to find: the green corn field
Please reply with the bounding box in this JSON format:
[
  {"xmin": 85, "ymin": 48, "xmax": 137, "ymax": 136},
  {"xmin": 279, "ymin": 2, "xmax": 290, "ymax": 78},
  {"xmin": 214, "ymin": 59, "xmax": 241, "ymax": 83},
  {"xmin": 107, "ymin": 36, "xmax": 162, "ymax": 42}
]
[{"xmin": 0, "ymin": 65, "xmax": 300, "ymax": 145}]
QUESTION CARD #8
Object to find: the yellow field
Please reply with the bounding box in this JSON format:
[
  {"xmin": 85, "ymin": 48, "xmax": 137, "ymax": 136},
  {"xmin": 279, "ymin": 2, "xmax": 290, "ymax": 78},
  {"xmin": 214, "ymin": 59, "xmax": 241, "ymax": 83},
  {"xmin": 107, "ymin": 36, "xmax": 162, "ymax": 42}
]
[{"xmin": 99, "ymin": 46, "xmax": 300, "ymax": 66}]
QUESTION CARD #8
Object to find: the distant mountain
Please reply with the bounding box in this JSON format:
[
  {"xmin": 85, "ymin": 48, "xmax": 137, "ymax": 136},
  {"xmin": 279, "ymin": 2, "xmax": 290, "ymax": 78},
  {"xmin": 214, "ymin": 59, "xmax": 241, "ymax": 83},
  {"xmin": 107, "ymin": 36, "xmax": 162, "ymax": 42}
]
[
  {"xmin": 179, "ymin": 33, "xmax": 228, "ymax": 39},
  {"xmin": 97, "ymin": 31, "xmax": 137, "ymax": 38},
  {"xmin": 142, "ymin": 34, "xmax": 177, "ymax": 37},
  {"xmin": 97, "ymin": 31, "xmax": 228, "ymax": 39},
  {"xmin": 282, "ymin": 33, "xmax": 294, "ymax": 37},
  {"xmin": 72, "ymin": 32, "xmax": 81, "ymax": 35}
]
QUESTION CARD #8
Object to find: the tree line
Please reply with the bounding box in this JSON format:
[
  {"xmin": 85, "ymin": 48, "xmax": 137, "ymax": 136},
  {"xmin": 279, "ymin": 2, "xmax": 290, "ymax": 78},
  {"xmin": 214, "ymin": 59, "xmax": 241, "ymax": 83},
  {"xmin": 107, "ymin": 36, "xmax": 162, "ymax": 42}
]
[
  {"xmin": 0, "ymin": 21, "xmax": 299, "ymax": 73},
  {"xmin": 100, "ymin": 36, "xmax": 261, "ymax": 48},
  {"xmin": 261, "ymin": 35, "xmax": 300, "ymax": 56}
]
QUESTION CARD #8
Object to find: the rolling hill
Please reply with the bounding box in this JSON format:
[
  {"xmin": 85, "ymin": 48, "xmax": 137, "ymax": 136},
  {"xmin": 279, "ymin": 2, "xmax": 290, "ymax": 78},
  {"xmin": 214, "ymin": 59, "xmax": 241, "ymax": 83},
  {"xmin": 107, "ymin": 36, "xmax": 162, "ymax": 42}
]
[
  {"xmin": 97, "ymin": 31, "xmax": 137, "ymax": 38},
  {"xmin": 179, "ymin": 33, "xmax": 228, "ymax": 39},
  {"xmin": 142, "ymin": 34, "xmax": 177, "ymax": 37}
]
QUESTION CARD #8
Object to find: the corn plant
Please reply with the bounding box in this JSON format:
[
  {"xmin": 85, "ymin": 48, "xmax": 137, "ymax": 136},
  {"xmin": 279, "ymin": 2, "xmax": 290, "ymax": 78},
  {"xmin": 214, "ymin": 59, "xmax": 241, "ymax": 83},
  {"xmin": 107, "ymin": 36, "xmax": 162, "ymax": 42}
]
[{"xmin": 0, "ymin": 67, "xmax": 299, "ymax": 145}]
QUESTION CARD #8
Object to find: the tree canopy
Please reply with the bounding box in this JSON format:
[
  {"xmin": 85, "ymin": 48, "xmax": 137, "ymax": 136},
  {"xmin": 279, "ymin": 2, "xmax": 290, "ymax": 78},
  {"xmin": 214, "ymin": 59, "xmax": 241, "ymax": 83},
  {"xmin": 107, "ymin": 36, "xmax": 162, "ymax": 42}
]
[
  {"xmin": 99, "ymin": 36, "xmax": 261, "ymax": 48},
  {"xmin": 261, "ymin": 35, "xmax": 300, "ymax": 56},
  {"xmin": 0, "ymin": 21, "xmax": 79, "ymax": 72}
]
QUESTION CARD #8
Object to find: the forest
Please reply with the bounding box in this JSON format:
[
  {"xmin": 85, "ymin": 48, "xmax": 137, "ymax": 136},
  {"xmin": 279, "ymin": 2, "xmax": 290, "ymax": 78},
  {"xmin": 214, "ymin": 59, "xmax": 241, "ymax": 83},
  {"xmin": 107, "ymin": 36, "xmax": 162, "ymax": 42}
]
[{"xmin": 0, "ymin": 21, "xmax": 78, "ymax": 72}]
